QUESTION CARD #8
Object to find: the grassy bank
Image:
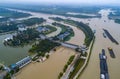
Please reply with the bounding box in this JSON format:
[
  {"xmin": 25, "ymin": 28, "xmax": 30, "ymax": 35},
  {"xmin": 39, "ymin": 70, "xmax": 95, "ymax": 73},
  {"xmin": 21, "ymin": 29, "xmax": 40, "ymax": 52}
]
[
  {"xmin": 50, "ymin": 17, "xmax": 94, "ymax": 46},
  {"xmin": 69, "ymin": 58, "xmax": 85, "ymax": 79},
  {"xmin": 76, "ymin": 36, "xmax": 96, "ymax": 79},
  {"xmin": 58, "ymin": 55, "xmax": 75, "ymax": 79},
  {"xmin": 52, "ymin": 22, "xmax": 74, "ymax": 41}
]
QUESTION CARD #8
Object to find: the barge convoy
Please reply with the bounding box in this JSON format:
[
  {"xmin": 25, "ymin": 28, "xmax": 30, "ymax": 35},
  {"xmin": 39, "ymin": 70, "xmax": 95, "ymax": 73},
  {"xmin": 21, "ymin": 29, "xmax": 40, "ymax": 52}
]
[
  {"xmin": 99, "ymin": 49, "xmax": 109, "ymax": 79},
  {"xmin": 103, "ymin": 29, "xmax": 119, "ymax": 45}
]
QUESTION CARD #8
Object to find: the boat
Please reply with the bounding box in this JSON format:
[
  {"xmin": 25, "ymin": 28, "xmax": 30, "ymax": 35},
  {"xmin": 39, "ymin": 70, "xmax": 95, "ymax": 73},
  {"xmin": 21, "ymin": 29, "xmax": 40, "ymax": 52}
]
[
  {"xmin": 108, "ymin": 47, "xmax": 116, "ymax": 58},
  {"xmin": 104, "ymin": 20, "xmax": 106, "ymax": 22},
  {"xmin": 99, "ymin": 49, "xmax": 109, "ymax": 79},
  {"xmin": 103, "ymin": 29, "xmax": 119, "ymax": 45},
  {"xmin": 103, "ymin": 33, "xmax": 106, "ymax": 38}
]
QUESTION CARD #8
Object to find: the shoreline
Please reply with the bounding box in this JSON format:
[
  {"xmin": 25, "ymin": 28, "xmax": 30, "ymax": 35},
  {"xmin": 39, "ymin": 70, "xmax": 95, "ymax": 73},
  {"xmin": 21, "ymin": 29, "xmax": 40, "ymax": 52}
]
[{"xmin": 15, "ymin": 47, "xmax": 75, "ymax": 79}]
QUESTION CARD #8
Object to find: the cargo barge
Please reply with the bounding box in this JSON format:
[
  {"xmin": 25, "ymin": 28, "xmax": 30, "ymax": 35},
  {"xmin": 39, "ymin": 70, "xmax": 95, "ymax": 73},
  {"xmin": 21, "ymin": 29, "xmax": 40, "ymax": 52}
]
[
  {"xmin": 108, "ymin": 47, "xmax": 116, "ymax": 58},
  {"xmin": 103, "ymin": 29, "xmax": 119, "ymax": 45},
  {"xmin": 99, "ymin": 49, "xmax": 109, "ymax": 79}
]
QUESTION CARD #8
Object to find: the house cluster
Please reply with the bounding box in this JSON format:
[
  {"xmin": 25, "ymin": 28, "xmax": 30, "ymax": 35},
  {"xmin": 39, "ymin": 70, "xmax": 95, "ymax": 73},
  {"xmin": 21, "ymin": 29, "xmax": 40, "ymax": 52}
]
[
  {"xmin": 36, "ymin": 26, "xmax": 50, "ymax": 33},
  {"xmin": 57, "ymin": 27, "xmax": 72, "ymax": 41},
  {"xmin": 0, "ymin": 17, "xmax": 27, "ymax": 31},
  {"xmin": 57, "ymin": 32, "xmax": 70, "ymax": 40},
  {"xmin": 17, "ymin": 24, "xmax": 27, "ymax": 31}
]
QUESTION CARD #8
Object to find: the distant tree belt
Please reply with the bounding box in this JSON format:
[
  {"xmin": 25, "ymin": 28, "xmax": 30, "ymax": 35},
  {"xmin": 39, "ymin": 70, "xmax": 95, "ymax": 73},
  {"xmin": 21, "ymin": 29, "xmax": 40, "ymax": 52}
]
[
  {"xmin": 108, "ymin": 8, "xmax": 120, "ymax": 20},
  {"xmin": 3, "ymin": 5, "xmax": 102, "ymax": 18},
  {"xmin": 50, "ymin": 17, "xmax": 94, "ymax": 46},
  {"xmin": 22, "ymin": 18, "xmax": 46, "ymax": 26},
  {"xmin": 0, "ymin": 8, "xmax": 31, "ymax": 18},
  {"xmin": 0, "ymin": 17, "xmax": 46, "ymax": 33}
]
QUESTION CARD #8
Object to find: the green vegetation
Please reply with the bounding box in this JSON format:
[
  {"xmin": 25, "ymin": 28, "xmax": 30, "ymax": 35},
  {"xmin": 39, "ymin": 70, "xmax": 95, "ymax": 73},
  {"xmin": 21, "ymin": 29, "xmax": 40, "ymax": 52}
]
[
  {"xmin": 3, "ymin": 73, "xmax": 11, "ymax": 79},
  {"xmin": 108, "ymin": 8, "xmax": 120, "ymax": 19},
  {"xmin": 65, "ymin": 14, "xmax": 101, "ymax": 18},
  {"xmin": 69, "ymin": 58, "xmax": 85, "ymax": 79},
  {"xmin": 0, "ymin": 17, "xmax": 45, "ymax": 33},
  {"xmin": 0, "ymin": 8, "xmax": 31, "ymax": 18},
  {"xmin": 29, "ymin": 39, "xmax": 60, "ymax": 55},
  {"xmin": 58, "ymin": 72, "xmax": 63, "ymax": 79},
  {"xmin": 52, "ymin": 22, "xmax": 68, "ymax": 33},
  {"xmin": 22, "ymin": 17, "xmax": 46, "ymax": 26},
  {"xmin": 76, "ymin": 36, "xmax": 95, "ymax": 79},
  {"xmin": 37, "ymin": 25, "xmax": 57, "ymax": 35},
  {"xmin": 49, "ymin": 17, "xmax": 64, "ymax": 22},
  {"xmin": 0, "ymin": 17, "xmax": 9, "ymax": 22},
  {"xmin": 52, "ymin": 22, "xmax": 74, "ymax": 41},
  {"xmin": 2, "ymin": 5, "xmax": 101, "ymax": 18},
  {"xmin": 63, "ymin": 55, "xmax": 75, "ymax": 72},
  {"xmin": 0, "ymin": 22, "xmax": 18, "ymax": 33},
  {"xmin": 4, "ymin": 28, "xmax": 40, "ymax": 46},
  {"xmin": 58, "ymin": 55, "xmax": 75, "ymax": 79},
  {"xmin": 115, "ymin": 19, "xmax": 120, "ymax": 24},
  {"xmin": 85, "ymin": 36, "xmax": 95, "ymax": 67},
  {"xmin": 0, "ymin": 65, "xmax": 3, "ymax": 70},
  {"xmin": 46, "ymin": 54, "xmax": 50, "ymax": 59},
  {"xmin": 50, "ymin": 17, "xmax": 94, "ymax": 46},
  {"xmin": 67, "ymin": 55, "xmax": 75, "ymax": 65}
]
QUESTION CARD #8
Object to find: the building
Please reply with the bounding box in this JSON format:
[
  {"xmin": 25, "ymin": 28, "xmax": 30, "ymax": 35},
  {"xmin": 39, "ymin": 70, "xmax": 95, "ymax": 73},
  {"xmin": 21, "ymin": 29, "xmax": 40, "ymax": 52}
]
[
  {"xmin": 10, "ymin": 56, "xmax": 31, "ymax": 70},
  {"xmin": 17, "ymin": 24, "xmax": 27, "ymax": 31},
  {"xmin": 16, "ymin": 56, "xmax": 31, "ymax": 69},
  {"xmin": 57, "ymin": 32, "xmax": 70, "ymax": 40},
  {"xmin": 4, "ymin": 36, "xmax": 13, "ymax": 42},
  {"xmin": 36, "ymin": 26, "xmax": 50, "ymax": 33}
]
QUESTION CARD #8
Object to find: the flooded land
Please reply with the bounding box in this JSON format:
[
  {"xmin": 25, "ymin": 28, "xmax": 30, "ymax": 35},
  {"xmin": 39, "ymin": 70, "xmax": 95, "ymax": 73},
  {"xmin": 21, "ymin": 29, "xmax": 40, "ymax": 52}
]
[
  {"xmin": 16, "ymin": 47, "xmax": 75, "ymax": 79},
  {"xmin": 77, "ymin": 9, "xmax": 120, "ymax": 79},
  {"xmin": 0, "ymin": 6, "xmax": 120, "ymax": 79}
]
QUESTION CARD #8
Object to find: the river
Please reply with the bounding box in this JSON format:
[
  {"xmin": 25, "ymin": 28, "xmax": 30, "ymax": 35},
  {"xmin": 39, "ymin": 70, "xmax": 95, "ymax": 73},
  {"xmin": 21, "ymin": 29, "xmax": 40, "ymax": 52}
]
[
  {"xmin": 1, "ymin": 8, "xmax": 120, "ymax": 79},
  {"xmin": 0, "ymin": 34, "xmax": 31, "ymax": 66},
  {"xmin": 16, "ymin": 47, "xmax": 75, "ymax": 79},
  {"xmin": 75, "ymin": 9, "xmax": 120, "ymax": 79}
]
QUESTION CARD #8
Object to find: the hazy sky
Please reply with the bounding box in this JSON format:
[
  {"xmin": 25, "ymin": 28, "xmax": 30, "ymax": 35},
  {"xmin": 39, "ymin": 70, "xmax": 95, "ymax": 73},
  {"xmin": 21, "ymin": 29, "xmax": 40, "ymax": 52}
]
[{"xmin": 1, "ymin": 0, "xmax": 120, "ymax": 4}]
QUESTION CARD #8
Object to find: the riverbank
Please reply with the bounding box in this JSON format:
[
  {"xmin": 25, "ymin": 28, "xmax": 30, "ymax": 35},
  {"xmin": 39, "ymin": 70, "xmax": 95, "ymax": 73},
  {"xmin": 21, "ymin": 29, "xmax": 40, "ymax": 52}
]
[
  {"xmin": 15, "ymin": 47, "xmax": 75, "ymax": 79},
  {"xmin": 78, "ymin": 9, "xmax": 120, "ymax": 79},
  {"xmin": 76, "ymin": 36, "xmax": 95, "ymax": 79}
]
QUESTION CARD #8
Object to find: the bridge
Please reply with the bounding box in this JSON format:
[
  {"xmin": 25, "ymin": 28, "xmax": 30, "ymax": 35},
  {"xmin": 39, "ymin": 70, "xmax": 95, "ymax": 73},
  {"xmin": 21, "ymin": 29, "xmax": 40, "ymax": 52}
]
[{"xmin": 39, "ymin": 34, "xmax": 87, "ymax": 53}]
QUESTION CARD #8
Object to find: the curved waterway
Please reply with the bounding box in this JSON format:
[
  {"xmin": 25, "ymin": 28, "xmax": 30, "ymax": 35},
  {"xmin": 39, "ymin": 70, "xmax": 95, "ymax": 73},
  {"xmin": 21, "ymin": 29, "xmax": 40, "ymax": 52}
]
[
  {"xmin": 2, "ymin": 8, "xmax": 120, "ymax": 79},
  {"xmin": 0, "ymin": 34, "xmax": 31, "ymax": 66},
  {"xmin": 5, "ymin": 8, "xmax": 85, "ymax": 79}
]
